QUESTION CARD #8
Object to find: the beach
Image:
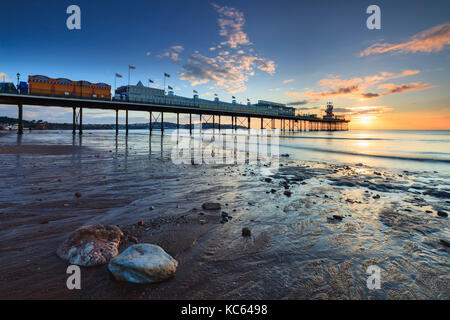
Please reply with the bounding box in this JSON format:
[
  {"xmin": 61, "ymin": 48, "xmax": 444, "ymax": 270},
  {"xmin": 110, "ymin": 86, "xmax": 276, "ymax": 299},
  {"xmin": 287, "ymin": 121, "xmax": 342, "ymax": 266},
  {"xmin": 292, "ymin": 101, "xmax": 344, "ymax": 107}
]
[{"xmin": 0, "ymin": 129, "xmax": 449, "ymax": 299}]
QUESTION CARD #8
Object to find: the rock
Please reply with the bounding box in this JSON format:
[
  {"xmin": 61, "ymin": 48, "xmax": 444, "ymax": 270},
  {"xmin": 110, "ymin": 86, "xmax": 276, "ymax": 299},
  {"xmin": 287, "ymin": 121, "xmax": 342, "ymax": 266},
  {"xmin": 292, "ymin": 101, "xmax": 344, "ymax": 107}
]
[
  {"xmin": 75, "ymin": 191, "xmax": 83, "ymax": 198},
  {"xmin": 264, "ymin": 177, "xmax": 272, "ymax": 183},
  {"xmin": 220, "ymin": 216, "xmax": 228, "ymax": 223},
  {"xmin": 283, "ymin": 190, "xmax": 292, "ymax": 197},
  {"xmin": 221, "ymin": 211, "xmax": 229, "ymax": 218},
  {"xmin": 108, "ymin": 244, "xmax": 178, "ymax": 284},
  {"xmin": 57, "ymin": 225, "xmax": 124, "ymax": 267},
  {"xmin": 149, "ymin": 206, "xmax": 155, "ymax": 211},
  {"xmin": 437, "ymin": 211, "xmax": 448, "ymax": 217},
  {"xmin": 280, "ymin": 153, "xmax": 290, "ymax": 158},
  {"xmin": 270, "ymin": 189, "xmax": 277, "ymax": 193},
  {"xmin": 137, "ymin": 221, "xmax": 145, "ymax": 227},
  {"xmin": 440, "ymin": 239, "xmax": 450, "ymax": 247},
  {"xmin": 373, "ymin": 194, "xmax": 380, "ymax": 199},
  {"xmin": 199, "ymin": 219, "xmax": 206, "ymax": 225},
  {"xmin": 328, "ymin": 215, "xmax": 343, "ymax": 222},
  {"xmin": 202, "ymin": 202, "xmax": 221, "ymax": 210},
  {"xmin": 242, "ymin": 227, "xmax": 251, "ymax": 237}
]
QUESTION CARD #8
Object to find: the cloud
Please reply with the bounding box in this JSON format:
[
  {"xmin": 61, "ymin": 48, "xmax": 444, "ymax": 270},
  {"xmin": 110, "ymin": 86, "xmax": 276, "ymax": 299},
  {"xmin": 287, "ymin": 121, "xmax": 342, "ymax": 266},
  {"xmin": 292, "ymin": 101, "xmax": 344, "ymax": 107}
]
[
  {"xmin": 378, "ymin": 82, "xmax": 435, "ymax": 95},
  {"xmin": 334, "ymin": 106, "xmax": 393, "ymax": 116},
  {"xmin": 178, "ymin": 4, "xmax": 275, "ymax": 93},
  {"xmin": 360, "ymin": 23, "xmax": 450, "ymax": 56},
  {"xmin": 146, "ymin": 51, "xmax": 151, "ymax": 56},
  {"xmin": 288, "ymin": 70, "xmax": 428, "ymax": 101},
  {"xmin": 361, "ymin": 92, "xmax": 380, "ymax": 98},
  {"xmin": 286, "ymin": 100, "xmax": 309, "ymax": 106},
  {"xmin": 212, "ymin": 3, "xmax": 251, "ymax": 49},
  {"xmin": 283, "ymin": 79, "xmax": 295, "ymax": 84},
  {"xmin": 159, "ymin": 45, "xmax": 184, "ymax": 62}
]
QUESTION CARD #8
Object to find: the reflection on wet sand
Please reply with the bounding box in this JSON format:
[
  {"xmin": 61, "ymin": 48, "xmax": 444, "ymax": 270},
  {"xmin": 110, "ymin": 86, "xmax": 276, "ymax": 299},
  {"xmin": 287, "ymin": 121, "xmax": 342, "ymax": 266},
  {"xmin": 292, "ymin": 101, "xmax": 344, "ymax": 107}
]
[{"xmin": 0, "ymin": 130, "xmax": 448, "ymax": 299}]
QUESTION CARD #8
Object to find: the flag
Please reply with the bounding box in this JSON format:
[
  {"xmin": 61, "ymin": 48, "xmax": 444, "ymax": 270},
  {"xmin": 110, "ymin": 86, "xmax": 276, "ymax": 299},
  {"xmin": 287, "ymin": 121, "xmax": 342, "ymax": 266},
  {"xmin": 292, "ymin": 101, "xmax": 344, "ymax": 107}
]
[
  {"xmin": 247, "ymin": 98, "xmax": 250, "ymax": 101},
  {"xmin": 129, "ymin": 65, "xmax": 136, "ymax": 70},
  {"xmin": 164, "ymin": 73, "xmax": 170, "ymax": 78},
  {"xmin": 232, "ymin": 96, "xmax": 236, "ymax": 99},
  {"xmin": 168, "ymin": 85, "xmax": 173, "ymax": 90},
  {"xmin": 214, "ymin": 93, "xmax": 218, "ymax": 96},
  {"xmin": 193, "ymin": 90, "xmax": 198, "ymax": 94},
  {"xmin": 149, "ymin": 79, "xmax": 154, "ymax": 83},
  {"xmin": 115, "ymin": 73, "xmax": 122, "ymax": 78}
]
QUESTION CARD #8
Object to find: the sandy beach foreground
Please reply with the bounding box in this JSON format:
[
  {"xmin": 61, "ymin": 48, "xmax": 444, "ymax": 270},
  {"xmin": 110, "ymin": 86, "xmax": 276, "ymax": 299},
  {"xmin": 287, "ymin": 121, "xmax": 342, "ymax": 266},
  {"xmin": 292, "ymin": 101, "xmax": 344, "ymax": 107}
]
[{"xmin": 0, "ymin": 130, "xmax": 449, "ymax": 299}]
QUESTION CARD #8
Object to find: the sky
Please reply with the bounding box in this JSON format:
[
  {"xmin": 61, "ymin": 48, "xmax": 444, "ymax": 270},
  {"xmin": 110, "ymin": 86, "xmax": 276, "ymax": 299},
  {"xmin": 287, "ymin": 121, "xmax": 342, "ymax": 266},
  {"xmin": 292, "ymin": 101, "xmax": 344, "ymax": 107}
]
[{"xmin": 0, "ymin": 0, "xmax": 449, "ymax": 129}]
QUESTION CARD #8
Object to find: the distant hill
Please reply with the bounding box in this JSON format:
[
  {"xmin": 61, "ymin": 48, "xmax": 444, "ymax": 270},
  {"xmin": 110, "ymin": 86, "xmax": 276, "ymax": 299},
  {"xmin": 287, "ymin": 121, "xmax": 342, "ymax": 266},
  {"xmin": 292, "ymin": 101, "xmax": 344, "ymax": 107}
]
[{"xmin": 0, "ymin": 116, "xmax": 244, "ymax": 130}]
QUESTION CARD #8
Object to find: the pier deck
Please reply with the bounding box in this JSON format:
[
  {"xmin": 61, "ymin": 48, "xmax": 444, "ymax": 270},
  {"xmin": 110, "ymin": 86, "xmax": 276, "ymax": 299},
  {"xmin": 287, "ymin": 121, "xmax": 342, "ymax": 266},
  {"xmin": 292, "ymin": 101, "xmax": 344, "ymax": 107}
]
[{"xmin": 0, "ymin": 93, "xmax": 349, "ymax": 134}]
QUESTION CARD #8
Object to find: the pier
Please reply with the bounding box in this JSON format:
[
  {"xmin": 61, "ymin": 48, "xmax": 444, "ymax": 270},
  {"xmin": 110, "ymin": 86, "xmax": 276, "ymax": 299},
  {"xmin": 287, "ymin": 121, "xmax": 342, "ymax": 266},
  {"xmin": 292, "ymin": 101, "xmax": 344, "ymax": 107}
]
[{"xmin": 0, "ymin": 93, "xmax": 349, "ymax": 135}]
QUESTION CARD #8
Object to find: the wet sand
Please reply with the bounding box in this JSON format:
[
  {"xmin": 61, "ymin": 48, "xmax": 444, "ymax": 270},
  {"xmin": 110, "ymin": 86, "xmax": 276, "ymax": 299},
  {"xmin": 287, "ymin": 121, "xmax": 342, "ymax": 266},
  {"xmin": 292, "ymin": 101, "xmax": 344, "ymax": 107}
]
[{"xmin": 0, "ymin": 130, "xmax": 449, "ymax": 299}]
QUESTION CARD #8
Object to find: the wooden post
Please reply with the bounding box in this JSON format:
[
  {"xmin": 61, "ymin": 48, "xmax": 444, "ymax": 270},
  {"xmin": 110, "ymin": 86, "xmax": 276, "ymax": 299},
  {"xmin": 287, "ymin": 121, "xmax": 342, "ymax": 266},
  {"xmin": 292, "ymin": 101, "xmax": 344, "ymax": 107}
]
[
  {"xmin": 79, "ymin": 107, "xmax": 83, "ymax": 135},
  {"xmin": 18, "ymin": 104, "xmax": 23, "ymax": 135},
  {"xmin": 72, "ymin": 107, "xmax": 76, "ymax": 135},
  {"xmin": 125, "ymin": 110, "xmax": 128, "ymax": 135},
  {"xmin": 149, "ymin": 112, "xmax": 152, "ymax": 133},
  {"xmin": 115, "ymin": 109, "xmax": 119, "ymax": 135}
]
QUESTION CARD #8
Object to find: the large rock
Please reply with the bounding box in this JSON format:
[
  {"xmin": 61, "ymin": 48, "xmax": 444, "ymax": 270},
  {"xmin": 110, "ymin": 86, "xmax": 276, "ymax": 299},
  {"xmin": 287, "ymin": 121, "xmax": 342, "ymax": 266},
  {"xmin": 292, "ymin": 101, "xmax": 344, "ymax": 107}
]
[
  {"xmin": 57, "ymin": 225, "xmax": 124, "ymax": 267},
  {"xmin": 108, "ymin": 244, "xmax": 178, "ymax": 284}
]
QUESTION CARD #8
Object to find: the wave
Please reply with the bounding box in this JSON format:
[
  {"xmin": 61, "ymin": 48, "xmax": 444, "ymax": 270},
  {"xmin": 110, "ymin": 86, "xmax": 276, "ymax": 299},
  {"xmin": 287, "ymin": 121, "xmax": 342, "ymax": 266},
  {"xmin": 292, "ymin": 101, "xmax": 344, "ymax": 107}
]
[{"xmin": 280, "ymin": 144, "xmax": 450, "ymax": 163}]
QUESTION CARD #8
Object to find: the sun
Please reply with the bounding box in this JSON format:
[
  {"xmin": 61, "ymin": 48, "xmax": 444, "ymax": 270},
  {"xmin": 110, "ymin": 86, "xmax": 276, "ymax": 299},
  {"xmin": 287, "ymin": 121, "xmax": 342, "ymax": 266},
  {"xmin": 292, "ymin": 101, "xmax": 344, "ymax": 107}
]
[{"xmin": 355, "ymin": 115, "xmax": 374, "ymax": 125}]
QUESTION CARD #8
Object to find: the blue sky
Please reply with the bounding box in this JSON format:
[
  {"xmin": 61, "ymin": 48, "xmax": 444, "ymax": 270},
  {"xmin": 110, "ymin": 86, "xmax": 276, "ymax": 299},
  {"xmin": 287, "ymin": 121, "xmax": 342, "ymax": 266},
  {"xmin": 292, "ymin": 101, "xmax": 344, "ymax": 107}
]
[{"xmin": 1, "ymin": 0, "xmax": 449, "ymax": 128}]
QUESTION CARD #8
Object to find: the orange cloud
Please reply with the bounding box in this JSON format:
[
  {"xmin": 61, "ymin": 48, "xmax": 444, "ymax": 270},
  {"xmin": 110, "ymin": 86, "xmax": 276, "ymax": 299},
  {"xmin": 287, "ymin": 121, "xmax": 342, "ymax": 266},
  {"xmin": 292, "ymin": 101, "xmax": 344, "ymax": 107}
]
[
  {"xmin": 360, "ymin": 23, "xmax": 450, "ymax": 56},
  {"xmin": 287, "ymin": 70, "xmax": 430, "ymax": 101},
  {"xmin": 377, "ymin": 82, "xmax": 435, "ymax": 95}
]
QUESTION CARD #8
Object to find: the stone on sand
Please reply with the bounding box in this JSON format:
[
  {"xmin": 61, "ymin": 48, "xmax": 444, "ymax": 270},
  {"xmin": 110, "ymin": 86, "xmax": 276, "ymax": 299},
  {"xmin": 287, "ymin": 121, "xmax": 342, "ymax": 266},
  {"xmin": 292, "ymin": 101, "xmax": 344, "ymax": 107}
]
[
  {"xmin": 108, "ymin": 244, "xmax": 178, "ymax": 284},
  {"xmin": 56, "ymin": 225, "xmax": 124, "ymax": 267},
  {"xmin": 202, "ymin": 202, "xmax": 221, "ymax": 210}
]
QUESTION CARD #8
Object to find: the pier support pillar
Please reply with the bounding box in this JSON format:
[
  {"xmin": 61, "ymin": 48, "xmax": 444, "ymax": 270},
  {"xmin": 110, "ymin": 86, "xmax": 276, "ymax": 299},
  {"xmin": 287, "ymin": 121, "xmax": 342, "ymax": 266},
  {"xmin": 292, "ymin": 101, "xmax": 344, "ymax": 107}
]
[
  {"xmin": 189, "ymin": 114, "xmax": 192, "ymax": 135},
  {"xmin": 72, "ymin": 107, "xmax": 76, "ymax": 135},
  {"xmin": 115, "ymin": 109, "xmax": 119, "ymax": 135},
  {"xmin": 79, "ymin": 107, "xmax": 83, "ymax": 135},
  {"xmin": 260, "ymin": 117, "xmax": 263, "ymax": 130},
  {"xmin": 161, "ymin": 112, "xmax": 164, "ymax": 134},
  {"xmin": 212, "ymin": 115, "xmax": 215, "ymax": 129},
  {"xmin": 218, "ymin": 115, "xmax": 221, "ymax": 130},
  {"xmin": 149, "ymin": 112, "xmax": 152, "ymax": 134},
  {"xmin": 125, "ymin": 110, "xmax": 128, "ymax": 135},
  {"xmin": 18, "ymin": 104, "xmax": 23, "ymax": 135},
  {"xmin": 177, "ymin": 113, "xmax": 179, "ymax": 129}
]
